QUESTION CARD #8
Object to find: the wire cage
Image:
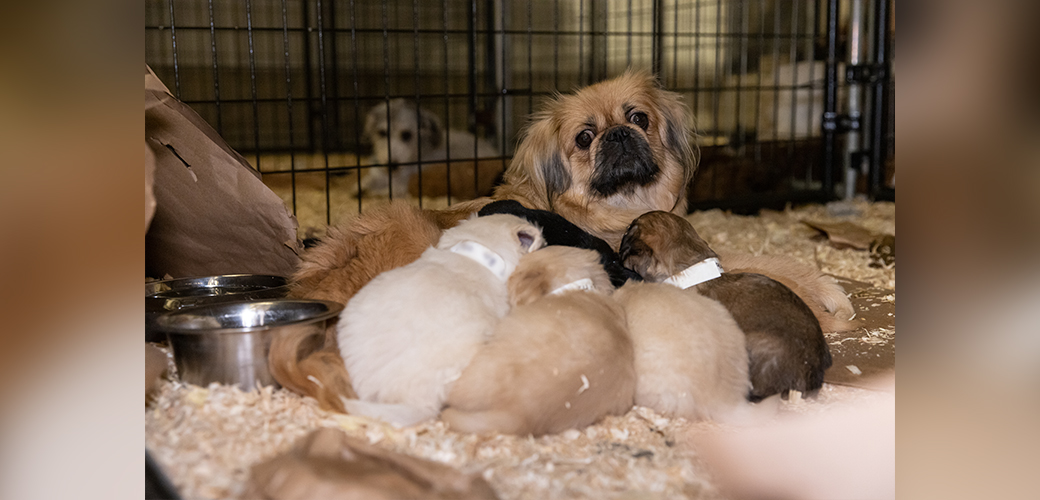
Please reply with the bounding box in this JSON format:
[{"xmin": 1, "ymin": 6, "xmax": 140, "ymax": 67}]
[{"xmin": 145, "ymin": 0, "xmax": 894, "ymax": 237}]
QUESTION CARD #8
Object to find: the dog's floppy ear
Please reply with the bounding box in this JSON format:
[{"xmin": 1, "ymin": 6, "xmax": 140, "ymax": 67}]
[
  {"xmin": 363, "ymin": 103, "xmax": 384, "ymax": 145},
  {"xmin": 418, "ymin": 106, "xmax": 444, "ymax": 150},
  {"xmin": 501, "ymin": 109, "xmax": 572, "ymax": 209},
  {"xmin": 652, "ymin": 85, "xmax": 698, "ymax": 202}
]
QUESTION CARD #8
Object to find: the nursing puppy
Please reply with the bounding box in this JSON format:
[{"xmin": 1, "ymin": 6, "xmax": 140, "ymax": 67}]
[
  {"xmin": 362, "ymin": 98, "xmax": 500, "ymax": 199},
  {"xmin": 442, "ymin": 246, "xmax": 635, "ymax": 436},
  {"xmin": 613, "ymin": 281, "xmax": 753, "ymax": 423},
  {"xmin": 269, "ymin": 201, "xmax": 443, "ymax": 412},
  {"xmin": 493, "ymin": 69, "xmax": 697, "ymax": 249},
  {"xmin": 337, "ymin": 214, "xmax": 544, "ymax": 426},
  {"xmin": 620, "ymin": 211, "xmax": 832, "ymax": 401},
  {"xmin": 478, "ymin": 199, "xmax": 641, "ymax": 287}
]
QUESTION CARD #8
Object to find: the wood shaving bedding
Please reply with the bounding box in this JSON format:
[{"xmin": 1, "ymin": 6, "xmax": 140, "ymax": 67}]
[
  {"xmin": 147, "ymin": 198, "xmax": 895, "ymax": 499},
  {"xmin": 686, "ymin": 199, "xmax": 895, "ymax": 289},
  {"xmin": 146, "ymin": 363, "xmax": 885, "ymax": 499}
]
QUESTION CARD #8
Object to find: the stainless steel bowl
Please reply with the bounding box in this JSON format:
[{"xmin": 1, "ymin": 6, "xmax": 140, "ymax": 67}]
[
  {"xmin": 145, "ymin": 274, "xmax": 290, "ymax": 342},
  {"xmin": 152, "ymin": 299, "xmax": 343, "ymax": 390}
]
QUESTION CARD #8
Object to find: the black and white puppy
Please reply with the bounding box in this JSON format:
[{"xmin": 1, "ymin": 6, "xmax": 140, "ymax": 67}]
[{"xmin": 478, "ymin": 199, "xmax": 641, "ymax": 287}]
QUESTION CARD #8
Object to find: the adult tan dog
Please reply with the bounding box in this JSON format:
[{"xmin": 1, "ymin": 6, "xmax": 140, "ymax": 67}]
[
  {"xmin": 271, "ymin": 70, "xmax": 697, "ymax": 411},
  {"xmin": 494, "ymin": 69, "xmax": 696, "ymax": 249}
]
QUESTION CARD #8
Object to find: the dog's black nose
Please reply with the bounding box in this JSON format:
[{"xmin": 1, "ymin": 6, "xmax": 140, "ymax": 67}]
[{"xmin": 603, "ymin": 126, "xmax": 631, "ymax": 143}]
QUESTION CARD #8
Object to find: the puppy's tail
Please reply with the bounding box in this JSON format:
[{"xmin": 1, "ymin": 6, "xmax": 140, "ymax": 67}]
[
  {"xmin": 440, "ymin": 408, "xmax": 525, "ymax": 436},
  {"xmin": 268, "ymin": 322, "xmax": 357, "ymax": 413},
  {"xmin": 719, "ymin": 252, "xmax": 857, "ymax": 332}
]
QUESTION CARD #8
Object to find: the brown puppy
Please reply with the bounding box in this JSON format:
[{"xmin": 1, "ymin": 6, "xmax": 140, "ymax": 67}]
[
  {"xmin": 494, "ymin": 69, "xmax": 697, "ymax": 249},
  {"xmin": 443, "ymin": 246, "xmax": 635, "ymax": 436},
  {"xmin": 620, "ymin": 211, "xmax": 832, "ymax": 401}
]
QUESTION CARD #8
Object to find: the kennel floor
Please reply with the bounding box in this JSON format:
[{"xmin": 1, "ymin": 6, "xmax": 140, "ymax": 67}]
[{"xmin": 146, "ymin": 199, "xmax": 895, "ymax": 500}]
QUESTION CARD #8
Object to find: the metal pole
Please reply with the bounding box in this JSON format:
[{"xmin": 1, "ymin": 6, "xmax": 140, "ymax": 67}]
[
  {"xmin": 821, "ymin": 0, "xmax": 840, "ymax": 199},
  {"xmin": 844, "ymin": 0, "xmax": 866, "ymax": 199},
  {"xmin": 870, "ymin": 0, "xmax": 893, "ymax": 199}
]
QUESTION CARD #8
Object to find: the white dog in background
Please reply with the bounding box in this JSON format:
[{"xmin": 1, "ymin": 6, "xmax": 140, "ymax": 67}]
[{"xmin": 361, "ymin": 98, "xmax": 500, "ymax": 199}]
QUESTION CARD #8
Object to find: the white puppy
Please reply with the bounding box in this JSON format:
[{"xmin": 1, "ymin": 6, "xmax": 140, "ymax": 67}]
[
  {"xmin": 361, "ymin": 98, "xmax": 499, "ymax": 199},
  {"xmin": 337, "ymin": 214, "xmax": 544, "ymax": 426}
]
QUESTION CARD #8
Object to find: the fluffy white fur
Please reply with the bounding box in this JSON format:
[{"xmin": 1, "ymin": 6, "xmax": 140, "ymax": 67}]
[
  {"xmin": 362, "ymin": 98, "xmax": 499, "ymax": 197},
  {"xmin": 442, "ymin": 246, "xmax": 635, "ymax": 436},
  {"xmin": 337, "ymin": 214, "xmax": 544, "ymax": 425},
  {"xmin": 613, "ymin": 281, "xmax": 754, "ymax": 423}
]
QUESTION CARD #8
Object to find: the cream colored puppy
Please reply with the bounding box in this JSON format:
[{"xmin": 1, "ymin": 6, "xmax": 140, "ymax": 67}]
[
  {"xmin": 613, "ymin": 281, "xmax": 753, "ymax": 423},
  {"xmin": 442, "ymin": 246, "xmax": 635, "ymax": 436},
  {"xmin": 337, "ymin": 214, "xmax": 544, "ymax": 426}
]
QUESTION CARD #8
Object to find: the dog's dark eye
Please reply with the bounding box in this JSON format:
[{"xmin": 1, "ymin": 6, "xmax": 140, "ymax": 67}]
[
  {"xmin": 376, "ymin": 129, "xmax": 388, "ymax": 138},
  {"xmin": 400, "ymin": 131, "xmax": 413, "ymax": 142},
  {"xmin": 575, "ymin": 130, "xmax": 594, "ymax": 149},
  {"xmin": 629, "ymin": 112, "xmax": 649, "ymax": 130}
]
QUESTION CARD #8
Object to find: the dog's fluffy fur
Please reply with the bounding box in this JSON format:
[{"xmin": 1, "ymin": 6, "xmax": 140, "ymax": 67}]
[
  {"xmin": 619, "ymin": 211, "xmax": 833, "ymax": 401},
  {"xmin": 717, "ymin": 253, "xmax": 856, "ymax": 333},
  {"xmin": 478, "ymin": 199, "xmax": 641, "ymax": 287},
  {"xmin": 336, "ymin": 214, "xmax": 544, "ymax": 424},
  {"xmin": 442, "ymin": 246, "xmax": 635, "ymax": 436},
  {"xmin": 613, "ymin": 281, "xmax": 752, "ymax": 422},
  {"xmin": 362, "ymin": 98, "xmax": 500, "ymax": 199},
  {"xmin": 493, "ymin": 70, "xmax": 697, "ymax": 249}
]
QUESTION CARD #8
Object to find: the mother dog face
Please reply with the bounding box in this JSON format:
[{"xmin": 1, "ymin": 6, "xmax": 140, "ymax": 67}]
[{"xmin": 495, "ymin": 70, "xmax": 697, "ymax": 248}]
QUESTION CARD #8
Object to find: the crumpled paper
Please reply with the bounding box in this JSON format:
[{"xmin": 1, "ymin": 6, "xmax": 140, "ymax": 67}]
[
  {"xmin": 145, "ymin": 65, "xmax": 300, "ymax": 278},
  {"xmin": 246, "ymin": 427, "xmax": 498, "ymax": 500}
]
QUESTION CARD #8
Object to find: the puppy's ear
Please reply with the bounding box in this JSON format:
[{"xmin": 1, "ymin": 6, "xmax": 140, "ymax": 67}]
[
  {"xmin": 619, "ymin": 235, "xmax": 657, "ymax": 280},
  {"xmin": 418, "ymin": 107, "xmax": 444, "ymax": 150},
  {"xmin": 363, "ymin": 104, "xmax": 382, "ymax": 145},
  {"xmin": 516, "ymin": 226, "xmax": 545, "ymax": 253},
  {"xmin": 652, "ymin": 86, "xmax": 698, "ymax": 201}
]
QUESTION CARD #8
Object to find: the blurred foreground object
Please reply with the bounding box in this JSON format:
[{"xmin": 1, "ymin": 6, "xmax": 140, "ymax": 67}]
[{"xmin": 696, "ymin": 375, "xmax": 894, "ymax": 500}]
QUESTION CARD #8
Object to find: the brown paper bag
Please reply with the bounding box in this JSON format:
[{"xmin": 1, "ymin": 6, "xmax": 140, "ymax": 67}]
[{"xmin": 145, "ymin": 65, "xmax": 300, "ymax": 278}]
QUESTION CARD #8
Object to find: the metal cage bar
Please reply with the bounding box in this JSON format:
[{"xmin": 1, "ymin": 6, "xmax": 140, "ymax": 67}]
[{"xmin": 144, "ymin": 0, "xmax": 893, "ymax": 226}]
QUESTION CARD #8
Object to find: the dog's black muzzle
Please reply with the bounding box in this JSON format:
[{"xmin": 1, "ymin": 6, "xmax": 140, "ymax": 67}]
[{"xmin": 589, "ymin": 125, "xmax": 660, "ymax": 197}]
